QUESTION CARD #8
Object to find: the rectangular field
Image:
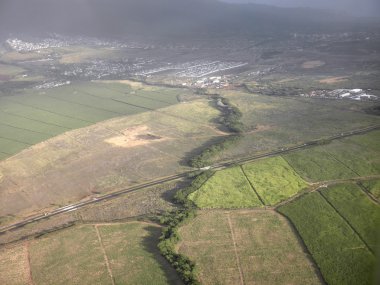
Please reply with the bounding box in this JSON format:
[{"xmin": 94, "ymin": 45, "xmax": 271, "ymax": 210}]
[
  {"xmin": 98, "ymin": 222, "xmax": 182, "ymax": 285},
  {"xmin": 29, "ymin": 225, "xmax": 112, "ymax": 285},
  {"xmin": 26, "ymin": 222, "xmax": 182, "ymax": 285},
  {"xmin": 242, "ymin": 156, "xmax": 308, "ymax": 205},
  {"xmin": 178, "ymin": 210, "xmax": 321, "ymax": 285},
  {"xmin": 188, "ymin": 166, "xmax": 263, "ymax": 209},
  {"xmin": 0, "ymin": 81, "xmax": 183, "ymax": 160},
  {"xmin": 0, "ymin": 244, "xmax": 31, "ymax": 285},
  {"xmin": 278, "ymin": 192, "xmax": 376, "ymax": 285},
  {"xmin": 284, "ymin": 131, "xmax": 380, "ymax": 182},
  {"xmin": 320, "ymin": 183, "xmax": 380, "ymax": 252}
]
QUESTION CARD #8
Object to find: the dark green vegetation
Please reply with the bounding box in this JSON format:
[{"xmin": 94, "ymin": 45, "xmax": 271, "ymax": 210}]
[
  {"xmin": 320, "ymin": 183, "xmax": 380, "ymax": 253},
  {"xmin": 278, "ymin": 190, "xmax": 378, "ymax": 285},
  {"xmin": 158, "ymin": 172, "xmax": 215, "ymax": 285},
  {"xmin": 0, "ymin": 81, "xmax": 183, "ymax": 159},
  {"xmin": 189, "ymin": 98, "xmax": 243, "ymax": 168}
]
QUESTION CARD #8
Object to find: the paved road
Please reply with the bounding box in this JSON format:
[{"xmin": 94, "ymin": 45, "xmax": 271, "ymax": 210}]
[{"xmin": 0, "ymin": 124, "xmax": 379, "ymax": 234}]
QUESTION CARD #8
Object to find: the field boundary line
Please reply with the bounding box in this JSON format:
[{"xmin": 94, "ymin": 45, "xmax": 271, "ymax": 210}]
[
  {"xmin": 275, "ymin": 211, "xmax": 328, "ymax": 285},
  {"xmin": 324, "ymin": 150, "xmax": 362, "ymax": 177},
  {"xmin": 26, "ymin": 241, "xmax": 35, "ymax": 285},
  {"xmin": 317, "ymin": 191, "xmax": 375, "ymax": 255},
  {"xmin": 94, "ymin": 225, "xmax": 115, "ymax": 285},
  {"xmin": 357, "ymin": 182, "xmax": 379, "ymax": 204},
  {"xmin": 226, "ymin": 213, "xmax": 245, "ymax": 285},
  {"xmin": 239, "ymin": 165, "xmax": 265, "ymax": 206}
]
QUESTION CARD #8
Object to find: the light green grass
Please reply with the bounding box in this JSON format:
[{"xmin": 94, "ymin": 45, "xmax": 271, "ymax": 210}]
[
  {"xmin": 362, "ymin": 179, "xmax": 380, "ymax": 199},
  {"xmin": 320, "ymin": 183, "xmax": 380, "ymax": 252},
  {"xmin": 99, "ymin": 223, "xmax": 182, "ymax": 285},
  {"xmin": 278, "ymin": 192, "xmax": 376, "ymax": 285},
  {"xmin": 178, "ymin": 210, "xmax": 321, "ymax": 285},
  {"xmin": 242, "ymin": 156, "xmax": 308, "ymax": 205},
  {"xmin": 188, "ymin": 166, "xmax": 263, "ymax": 208}
]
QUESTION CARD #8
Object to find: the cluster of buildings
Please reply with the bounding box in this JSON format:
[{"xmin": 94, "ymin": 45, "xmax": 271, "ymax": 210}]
[{"xmin": 301, "ymin": 89, "xmax": 378, "ymax": 101}]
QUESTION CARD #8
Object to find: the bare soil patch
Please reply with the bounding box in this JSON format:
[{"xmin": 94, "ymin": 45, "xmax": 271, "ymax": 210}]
[
  {"xmin": 302, "ymin": 60, "xmax": 325, "ymax": 69},
  {"xmin": 319, "ymin": 76, "xmax": 348, "ymax": 84},
  {"xmin": 105, "ymin": 125, "xmax": 167, "ymax": 148}
]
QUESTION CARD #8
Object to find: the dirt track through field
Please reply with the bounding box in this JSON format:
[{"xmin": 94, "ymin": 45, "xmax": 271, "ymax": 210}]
[
  {"xmin": 226, "ymin": 213, "xmax": 245, "ymax": 285},
  {"xmin": 26, "ymin": 242, "xmax": 35, "ymax": 285},
  {"xmin": 94, "ymin": 225, "xmax": 115, "ymax": 285}
]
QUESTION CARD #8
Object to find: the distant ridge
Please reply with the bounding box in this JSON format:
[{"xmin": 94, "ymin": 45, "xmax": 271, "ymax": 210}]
[{"xmin": 0, "ymin": 0, "xmax": 375, "ymax": 39}]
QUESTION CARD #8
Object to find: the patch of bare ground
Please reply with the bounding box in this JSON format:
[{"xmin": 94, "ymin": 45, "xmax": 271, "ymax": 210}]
[
  {"xmin": 302, "ymin": 60, "xmax": 325, "ymax": 69},
  {"xmin": 319, "ymin": 76, "xmax": 348, "ymax": 84},
  {"xmin": 105, "ymin": 125, "xmax": 167, "ymax": 148}
]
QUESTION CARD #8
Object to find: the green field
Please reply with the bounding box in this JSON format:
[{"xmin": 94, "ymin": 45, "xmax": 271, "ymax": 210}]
[
  {"xmin": 320, "ymin": 183, "xmax": 380, "ymax": 252},
  {"xmin": 26, "ymin": 223, "xmax": 182, "ymax": 285},
  {"xmin": 188, "ymin": 166, "xmax": 263, "ymax": 208},
  {"xmin": 278, "ymin": 192, "xmax": 377, "ymax": 285},
  {"xmin": 178, "ymin": 210, "xmax": 321, "ymax": 285},
  {"xmin": 0, "ymin": 81, "xmax": 184, "ymax": 159},
  {"xmin": 242, "ymin": 156, "xmax": 308, "ymax": 205},
  {"xmin": 362, "ymin": 179, "xmax": 380, "ymax": 199},
  {"xmin": 284, "ymin": 131, "xmax": 380, "ymax": 182}
]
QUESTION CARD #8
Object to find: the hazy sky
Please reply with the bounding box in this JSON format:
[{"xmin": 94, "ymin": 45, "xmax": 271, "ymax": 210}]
[{"xmin": 222, "ymin": 0, "xmax": 380, "ymax": 17}]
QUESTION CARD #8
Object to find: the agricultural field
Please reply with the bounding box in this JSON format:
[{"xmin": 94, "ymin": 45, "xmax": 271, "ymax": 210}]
[
  {"xmin": 242, "ymin": 156, "xmax": 308, "ymax": 205},
  {"xmin": 177, "ymin": 210, "xmax": 321, "ymax": 285},
  {"xmin": 0, "ymin": 96, "xmax": 224, "ymax": 218},
  {"xmin": 188, "ymin": 166, "xmax": 263, "ymax": 209},
  {"xmin": 0, "ymin": 81, "xmax": 184, "ymax": 160},
  {"xmin": 210, "ymin": 90, "xmax": 380, "ymax": 163},
  {"xmin": 284, "ymin": 131, "xmax": 380, "ymax": 182},
  {"xmin": 362, "ymin": 179, "xmax": 380, "ymax": 199},
  {"xmin": 278, "ymin": 191, "xmax": 377, "ymax": 285},
  {"xmin": 0, "ymin": 244, "xmax": 31, "ymax": 285},
  {"xmin": 320, "ymin": 183, "xmax": 380, "ymax": 252},
  {"xmin": 1, "ymin": 222, "xmax": 182, "ymax": 285}
]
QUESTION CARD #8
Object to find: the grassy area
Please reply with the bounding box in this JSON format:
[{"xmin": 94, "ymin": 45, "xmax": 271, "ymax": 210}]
[
  {"xmin": 278, "ymin": 192, "xmax": 376, "ymax": 285},
  {"xmin": 0, "ymin": 244, "xmax": 30, "ymax": 285},
  {"xmin": 188, "ymin": 166, "xmax": 263, "ymax": 209},
  {"xmin": 27, "ymin": 223, "xmax": 182, "ymax": 285},
  {"xmin": 30, "ymin": 225, "xmax": 111, "ymax": 285},
  {"xmin": 211, "ymin": 90, "xmax": 380, "ymax": 164},
  {"xmin": 242, "ymin": 156, "xmax": 308, "ymax": 205},
  {"xmin": 98, "ymin": 223, "xmax": 182, "ymax": 285},
  {"xmin": 178, "ymin": 210, "xmax": 321, "ymax": 285},
  {"xmin": 284, "ymin": 148, "xmax": 357, "ymax": 182},
  {"xmin": 0, "ymin": 81, "xmax": 182, "ymax": 159},
  {"xmin": 362, "ymin": 179, "xmax": 380, "ymax": 199},
  {"xmin": 320, "ymin": 183, "xmax": 380, "ymax": 252},
  {"xmin": 284, "ymin": 131, "xmax": 380, "ymax": 182}
]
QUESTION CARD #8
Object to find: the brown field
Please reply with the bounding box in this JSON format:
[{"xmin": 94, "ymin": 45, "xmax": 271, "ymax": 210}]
[
  {"xmin": 0, "ymin": 98, "xmax": 222, "ymax": 219},
  {"xmin": 178, "ymin": 210, "xmax": 322, "ymax": 285},
  {"xmin": 0, "ymin": 243, "xmax": 31, "ymax": 285}
]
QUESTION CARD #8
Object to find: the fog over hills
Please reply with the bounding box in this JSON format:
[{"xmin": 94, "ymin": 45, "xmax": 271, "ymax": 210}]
[{"xmin": 0, "ymin": 0, "xmax": 375, "ymax": 39}]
